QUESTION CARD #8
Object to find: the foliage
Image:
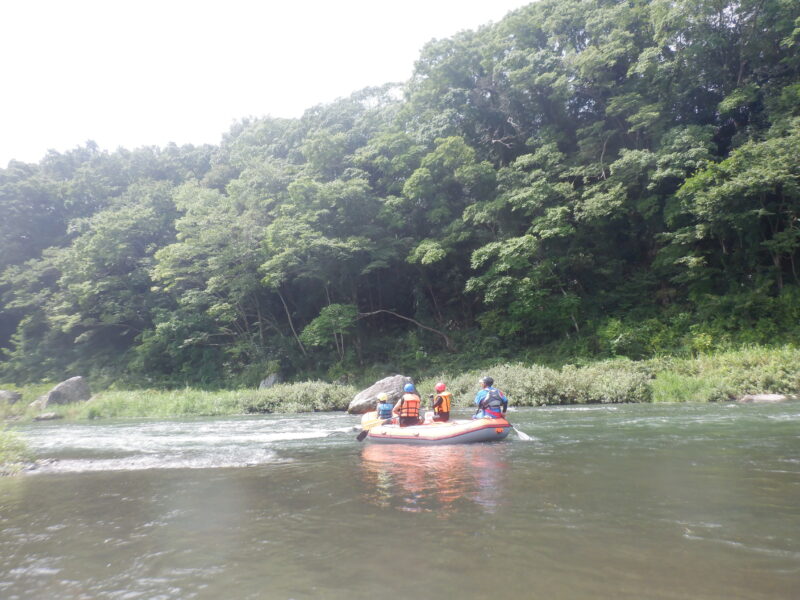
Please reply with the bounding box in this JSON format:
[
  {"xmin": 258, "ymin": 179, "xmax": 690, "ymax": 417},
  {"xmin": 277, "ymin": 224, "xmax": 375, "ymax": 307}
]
[
  {"xmin": 60, "ymin": 381, "xmax": 357, "ymax": 419},
  {"xmin": 417, "ymin": 359, "xmax": 652, "ymax": 407},
  {"xmin": 1, "ymin": 0, "xmax": 800, "ymax": 387},
  {"xmin": 649, "ymin": 346, "xmax": 800, "ymax": 402},
  {"xmin": 3, "ymin": 347, "xmax": 799, "ymax": 422},
  {"xmin": 0, "ymin": 426, "xmax": 30, "ymax": 475},
  {"xmin": 241, "ymin": 381, "xmax": 357, "ymax": 414}
]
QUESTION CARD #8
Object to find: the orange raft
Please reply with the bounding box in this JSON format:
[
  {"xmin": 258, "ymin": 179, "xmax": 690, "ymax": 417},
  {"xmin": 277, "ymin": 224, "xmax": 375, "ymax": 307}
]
[{"xmin": 359, "ymin": 411, "xmax": 511, "ymax": 444}]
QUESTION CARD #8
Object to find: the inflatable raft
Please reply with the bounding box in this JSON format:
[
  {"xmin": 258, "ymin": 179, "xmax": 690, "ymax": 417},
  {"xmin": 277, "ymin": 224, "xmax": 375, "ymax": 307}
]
[{"xmin": 359, "ymin": 411, "xmax": 511, "ymax": 444}]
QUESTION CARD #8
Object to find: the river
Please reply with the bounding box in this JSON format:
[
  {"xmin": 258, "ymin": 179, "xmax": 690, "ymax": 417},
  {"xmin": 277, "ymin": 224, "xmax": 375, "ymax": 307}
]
[{"xmin": 1, "ymin": 402, "xmax": 798, "ymax": 599}]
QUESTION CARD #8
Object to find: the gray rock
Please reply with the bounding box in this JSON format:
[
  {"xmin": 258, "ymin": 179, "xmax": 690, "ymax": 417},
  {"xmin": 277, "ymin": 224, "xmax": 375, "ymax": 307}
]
[
  {"xmin": 0, "ymin": 390, "xmax": 22, "ymax": 404},
  {"xmin": 32, "ymin": 376, "xmax": 91, "ymax": 409},
  {"xmin": 347, "ymin": 374, "xmax": 415, "ymax": 414},
  {"xmin": 737, "ymin": 393, "xmax": 792, "ymax": 404},
  {"xmin": 258, "ymin": 373, "xmax": 282, "ymax": 390},
  {"xmin": 33, "ymin": 412, "xmax": 64, "ymax": 421}
]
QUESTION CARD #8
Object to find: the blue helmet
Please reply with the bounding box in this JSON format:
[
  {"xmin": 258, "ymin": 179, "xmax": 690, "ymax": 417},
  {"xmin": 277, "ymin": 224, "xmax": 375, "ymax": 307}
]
[{"xmin": 403, "ymin": 383, "xmax": 415, "ymax": 393}]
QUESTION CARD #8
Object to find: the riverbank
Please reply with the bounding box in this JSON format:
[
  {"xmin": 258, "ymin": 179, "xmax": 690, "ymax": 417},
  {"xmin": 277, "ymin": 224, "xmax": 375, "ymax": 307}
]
[
  {"xmin": 0, "ymin": 427, "xmax": 30, "ymax": 475},
  {"xmin": 2, "ymin": 346, "xmax": 798, "ymax": 422}
]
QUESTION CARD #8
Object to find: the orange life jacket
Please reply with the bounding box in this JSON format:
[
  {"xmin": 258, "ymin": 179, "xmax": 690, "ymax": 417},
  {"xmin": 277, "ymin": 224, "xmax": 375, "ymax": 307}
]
[
  {"xmin": 433, "ymin": 391, "xmax": 452, "ymax": 414},
  {"xmin": 398, "ymin": 393, "xmax": 421, "ymax": 418}
]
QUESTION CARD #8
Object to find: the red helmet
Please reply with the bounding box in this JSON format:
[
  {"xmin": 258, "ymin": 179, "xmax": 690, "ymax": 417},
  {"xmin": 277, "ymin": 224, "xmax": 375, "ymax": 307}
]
[{"xmin": 435, "ymin": 382, "xmax": 446, "ymax": 393}]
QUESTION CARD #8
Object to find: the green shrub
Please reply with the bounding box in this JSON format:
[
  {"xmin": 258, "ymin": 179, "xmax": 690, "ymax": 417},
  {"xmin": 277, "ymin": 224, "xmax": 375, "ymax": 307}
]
[
  {"xmin": 417, "ymin": 359, "xmax": 652, "ymax": 407},
  {"xmin": 650, "ymin": 371, "xmax": 730, "ymax": 403},
  {"xmin": 241, "ymin": 381, "xmax": 357, "ymax": 413},
  {"xmin": 0, "ymin": 427, "xmax": 30, "ymax": 475},
  {"xmin": 0, "ymin": 382, "xmax": 55, "ymax": 420},
  {"xmin": 70, "ymin": 381, "xmax": 356, "ymax": 419}
]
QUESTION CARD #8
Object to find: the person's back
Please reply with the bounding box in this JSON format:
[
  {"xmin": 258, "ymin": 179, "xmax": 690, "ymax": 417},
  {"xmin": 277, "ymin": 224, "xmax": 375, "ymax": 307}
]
[
  {"xmin": 474, "ymin": 376, "xmax": 508, "ymax": 419},
  {"xmin": 394, "ymin": 383, "xmax": 422, "ymax": 427},
  {"xmin": 480, "ymin": 387, "xmax": 505, "ymax": 418},
  {"xmin": 376, "ymin": 392, "xmax": 394, "ymax": 420},
  {"xmin": 432, "ymin": 382, "xmax": 452, "ymax": 422}
]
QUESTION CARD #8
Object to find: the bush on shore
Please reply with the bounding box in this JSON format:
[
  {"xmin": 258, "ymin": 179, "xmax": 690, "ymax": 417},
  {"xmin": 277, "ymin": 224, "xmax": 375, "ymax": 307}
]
[
  {"xmin": 0, "ymin": 427, "xmax": 30, "ymax": 475},
  {"xmin": 2, "ymin": 346, "xmax": 798, "ymax": 420},
  {"xmin": 648, "ymin": 346, "xmax": 800, "ymax": 402},
  {"xmin": 56, "ymin": 381, "xmax": 357, "ymax": 419},
  {"xmin": 240, "ymin": 381, "xmax": 357, "ymax": 414},
  {"xmin": 417, "ymin": 359, "xmax": 653, "ymax": 407}
]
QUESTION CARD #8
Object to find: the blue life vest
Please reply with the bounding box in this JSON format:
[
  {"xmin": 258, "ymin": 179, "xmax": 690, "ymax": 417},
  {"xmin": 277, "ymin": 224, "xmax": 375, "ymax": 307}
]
[{"xmin": 377, "ymin": 402, "xmax": 394, "ymax": 419}]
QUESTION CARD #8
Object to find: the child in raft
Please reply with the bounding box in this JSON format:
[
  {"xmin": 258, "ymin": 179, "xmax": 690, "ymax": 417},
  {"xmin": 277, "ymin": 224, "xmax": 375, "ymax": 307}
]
[
  {"xmin": 430, "ymin": 382, "xmax": 453, "ymax": 422},
  {"xmin": 375, "ymin": 392, "xmax": 395, "ymax": 424}
]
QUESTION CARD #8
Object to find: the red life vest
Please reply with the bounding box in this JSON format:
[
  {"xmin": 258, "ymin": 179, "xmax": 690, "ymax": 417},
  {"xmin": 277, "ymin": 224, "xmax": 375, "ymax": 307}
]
[{"xmin": 398, "ymin": 393, "xmax": 421, "ymax": 418}]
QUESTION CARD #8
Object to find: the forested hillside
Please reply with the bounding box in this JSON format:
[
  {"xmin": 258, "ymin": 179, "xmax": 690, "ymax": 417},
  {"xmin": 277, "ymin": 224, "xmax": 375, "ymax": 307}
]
[{"xmin": 2, "ymin": 0, "xmax": 799, "ymax": 388}]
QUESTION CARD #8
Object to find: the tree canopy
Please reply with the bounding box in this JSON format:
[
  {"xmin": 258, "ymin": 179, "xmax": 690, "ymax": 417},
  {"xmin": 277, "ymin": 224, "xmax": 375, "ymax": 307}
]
[{"xmin": 2, "ymin": 0, "xmax": 799, "ymax": 387}]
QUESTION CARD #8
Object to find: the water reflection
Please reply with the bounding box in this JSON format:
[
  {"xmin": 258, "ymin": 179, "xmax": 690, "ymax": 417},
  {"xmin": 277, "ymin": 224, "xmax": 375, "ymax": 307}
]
[{"xmin": 360, "ymin": 443, "xmax": 509, "ymax": 515}]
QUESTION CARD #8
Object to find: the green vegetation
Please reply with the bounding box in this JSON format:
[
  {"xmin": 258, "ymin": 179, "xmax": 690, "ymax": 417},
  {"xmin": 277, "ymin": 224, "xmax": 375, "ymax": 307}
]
[
  {"xmin": 3, "ymin": 346, "xmax": 798, "ymax": 421},
  {"xmin": 0, "ymin": 426, "xmax": 30, "ymax": 475},
  {"xmin": 648, "ymin": 346, "xmax": 800, "ymax": 403},
  {"xmin": 1, "ymin": 0, "xmax": 799, "ymax": 391},
  {"xmin": 0, "ymin": 381, "xmax": 357, "ymax": 420}
]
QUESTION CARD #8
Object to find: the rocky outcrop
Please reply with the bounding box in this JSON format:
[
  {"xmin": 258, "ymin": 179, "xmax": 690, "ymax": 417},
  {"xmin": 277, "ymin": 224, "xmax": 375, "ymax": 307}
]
[
  {"xmin": 737, "ymin": 393, "xmax": 795, "ymax": 404},
  {"xmin": 347, "ymin": 374, "xmax": 414, "ymax": 414},
  {"xmin": 0, "ymin": 390, "xmax": 22, "ymax": 404},
  {"xmin": 30, "ymin": 376, "xmax": 91, "ymax": 410},
  {"xmin": 258, "ymin": 373, "xmax": 282, "ymax": 390}
]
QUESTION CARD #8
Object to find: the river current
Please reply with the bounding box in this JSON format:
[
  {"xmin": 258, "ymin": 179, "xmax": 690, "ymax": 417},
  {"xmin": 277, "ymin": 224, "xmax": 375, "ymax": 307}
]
[{"xmin": 1, "ymin": 402, "xmax": 798, "ymax": 599}]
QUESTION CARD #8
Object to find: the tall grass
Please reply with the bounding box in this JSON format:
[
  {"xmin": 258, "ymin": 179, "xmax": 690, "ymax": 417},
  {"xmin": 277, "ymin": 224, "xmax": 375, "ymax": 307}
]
[
  {"xmin": 2, "ymin": 346, "xmax": 798, "ymax": 421},
  {"xmin": 417, "ymin": 359, "xmax": 653, "ymax": 406},
  {"xmin": 0, "ymin": 382, "xmax": 55, "ymax": 420},
  {"xmin": 0, "ymin": 427, "xmax": 30, "ymax": 475},
  {"xmin": 648, "ymin": 345, "xmax": 800, "ymax": 402},
  {"xmin": 57, "ymin": 381, "xmax": 358, "ymax": 419}
]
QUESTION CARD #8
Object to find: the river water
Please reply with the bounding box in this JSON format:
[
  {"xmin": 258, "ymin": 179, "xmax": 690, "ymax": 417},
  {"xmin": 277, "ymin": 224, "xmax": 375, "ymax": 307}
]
[{"xmin": 1, "ymin": 402, "xmax": 798, "ymax": 599}]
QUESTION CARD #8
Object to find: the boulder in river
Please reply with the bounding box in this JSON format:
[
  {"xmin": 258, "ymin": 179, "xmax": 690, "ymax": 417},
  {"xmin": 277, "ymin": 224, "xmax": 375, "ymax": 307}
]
[
  {"xmin": 30, "ymin": 376, "xmax": 91, "ymax": 410},
  {"xmin": 0, "ymin": 390, "xmax": 22, "ymax": 404},
  {"xmin": 736, "ymin": 393, "xmax": 794, "ymax": 404},
  {"xmin": 348, "ymin": 374, "xmax": 415, "ymax": 414}
]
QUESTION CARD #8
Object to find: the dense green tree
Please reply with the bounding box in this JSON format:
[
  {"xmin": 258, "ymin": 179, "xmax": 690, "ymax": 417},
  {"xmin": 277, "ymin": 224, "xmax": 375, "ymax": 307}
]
[{"xmin": 2, "ymin": 0, "xmax": 799, "ymax": 384}]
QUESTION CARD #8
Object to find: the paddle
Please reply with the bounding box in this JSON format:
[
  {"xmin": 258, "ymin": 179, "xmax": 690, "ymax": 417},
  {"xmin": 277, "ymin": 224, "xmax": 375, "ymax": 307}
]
[
  {"xmin": 501, "ymin": 411, "xmax": 533, "ymax": 441},
  {"xmin": 356, "ymin": 416, "xmax": 388, "ymax": 442},
  {"xmin": 510, "ymin": 423, "xmax": 533, "ymax": 441}
]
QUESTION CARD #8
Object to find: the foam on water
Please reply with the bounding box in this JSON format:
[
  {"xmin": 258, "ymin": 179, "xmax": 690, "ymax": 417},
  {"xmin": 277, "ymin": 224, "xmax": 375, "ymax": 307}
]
[{"xmin": 19, "ymin": 414, "xmax": 353, "ymax": 473}]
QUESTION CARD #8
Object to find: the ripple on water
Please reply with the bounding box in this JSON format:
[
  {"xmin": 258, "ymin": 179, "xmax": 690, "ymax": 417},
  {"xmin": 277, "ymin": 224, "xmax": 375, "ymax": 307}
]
[
  {"xmin": 19, "ymin": 415, "xmax": 352, "ymax": 474},
  {"xmin": 27, "ymin": 448, "xmax": 286, "ymax": 474}
]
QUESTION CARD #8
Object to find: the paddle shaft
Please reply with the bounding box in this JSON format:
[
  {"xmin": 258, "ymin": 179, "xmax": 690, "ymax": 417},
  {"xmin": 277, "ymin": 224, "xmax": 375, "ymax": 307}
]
[{"xmin": 356, "ymin": 416, "xmax": 389, "ymax": 441}]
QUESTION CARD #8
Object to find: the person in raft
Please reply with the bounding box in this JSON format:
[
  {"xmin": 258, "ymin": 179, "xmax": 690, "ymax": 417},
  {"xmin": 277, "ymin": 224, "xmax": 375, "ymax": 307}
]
[
  {"xmin": 376, "ymin": 392, "xmax": 394, "ymax": 422},
  {"xmin": 473, "ymin": 376, "xmax": 508, "ymax": 419},
  {"xmin": 393, "ymin": 383, "xmax": 422, "ymax": 427},
  {"xmin": 430, "ymin": 382, "xmax": 453, "ymax": 422}
]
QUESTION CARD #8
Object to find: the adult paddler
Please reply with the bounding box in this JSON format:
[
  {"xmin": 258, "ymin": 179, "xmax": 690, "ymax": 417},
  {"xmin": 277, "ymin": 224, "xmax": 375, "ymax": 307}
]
[
  {"xmin": 393, "ymin": 383, "xmax": 422, "ymax": 427},
  {"xmin": 431, "ymin": 382, "xmax": 452, "ymax": 422}
]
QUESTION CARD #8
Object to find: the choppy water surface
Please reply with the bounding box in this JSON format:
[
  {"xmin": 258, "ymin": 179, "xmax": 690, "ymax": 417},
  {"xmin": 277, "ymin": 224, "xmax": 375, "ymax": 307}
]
[{"xmin": 1, "ymin": 403, "xmax": 798, "ymax": 599}]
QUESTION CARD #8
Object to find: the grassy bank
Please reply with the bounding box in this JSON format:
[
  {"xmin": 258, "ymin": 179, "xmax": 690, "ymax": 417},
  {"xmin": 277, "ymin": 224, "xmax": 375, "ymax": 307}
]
[
  {"xmin": 419, "ymin": 346, "xmax": 800, "ymax": 406},
  {"xmin": 0, "ymin": 381, "xmax": 359, "ymax": 421},
  {"xmin": 2, "ymin": 346, "xmax": 798, "ymax": 421},
  {"xmin": 0, "ymin": 427, "xmax": 30, "ymax": 475}
]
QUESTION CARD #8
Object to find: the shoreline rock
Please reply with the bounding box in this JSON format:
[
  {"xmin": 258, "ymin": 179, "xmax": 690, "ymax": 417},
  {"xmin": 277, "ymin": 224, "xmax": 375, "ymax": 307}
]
[
  {"xmin": 736, "ymin": 393, "xmax": 795, "ymax": 404},
  {"xmin": 30, "ymin": 376, "xmax": 91, "ymax": 410},
  {"xmin": 33, "ymin": 412, "xmax": 64, "ymax": 421},
  {"xmin": 0, "ymin": 390, "xmax": 23, "ymax": 404}
]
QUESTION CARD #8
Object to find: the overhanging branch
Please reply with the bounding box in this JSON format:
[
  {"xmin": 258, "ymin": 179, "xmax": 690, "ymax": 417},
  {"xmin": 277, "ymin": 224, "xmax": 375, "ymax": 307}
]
[{"xmin": 358, "ymin": 309, "xmax": 456, "ymax": 351}]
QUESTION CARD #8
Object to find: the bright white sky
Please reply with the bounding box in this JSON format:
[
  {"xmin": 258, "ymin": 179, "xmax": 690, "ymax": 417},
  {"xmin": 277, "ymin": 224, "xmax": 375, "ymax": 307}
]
[{"xmin": 1, "ymin": 0, "xmax": 532, "ymax": 166}]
